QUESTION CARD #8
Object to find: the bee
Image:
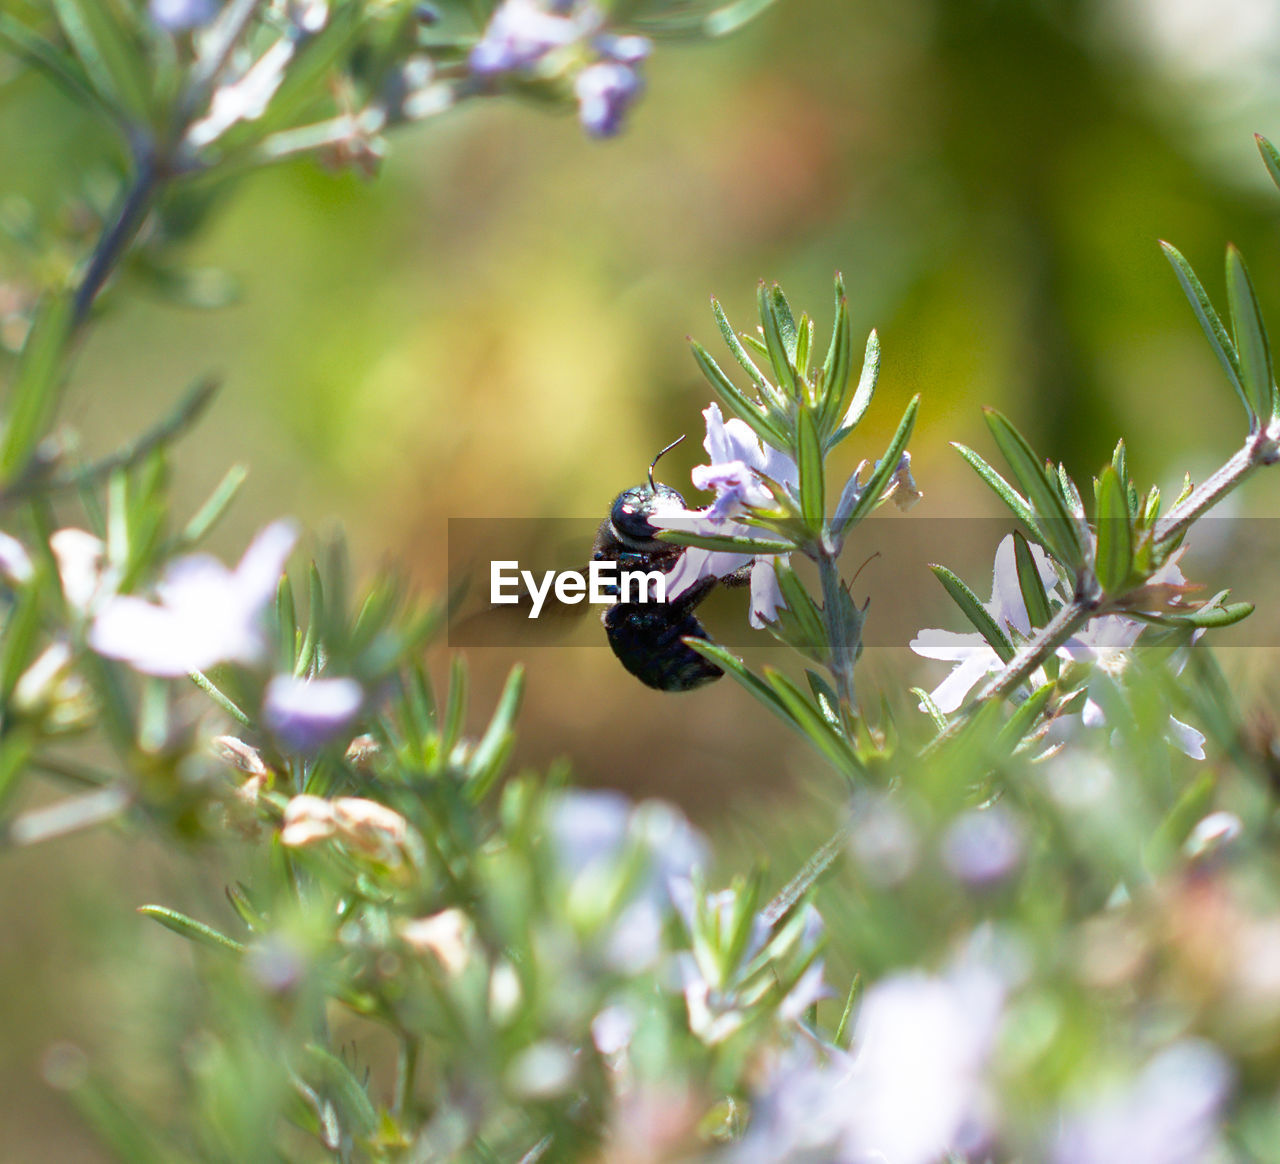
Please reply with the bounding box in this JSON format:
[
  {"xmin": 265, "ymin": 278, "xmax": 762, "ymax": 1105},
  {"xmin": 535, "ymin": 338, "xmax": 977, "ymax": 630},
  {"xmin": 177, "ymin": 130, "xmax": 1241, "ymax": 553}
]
[{"xmin": 594, "ymin": 437, "xmax": 749, "ymax": 692}]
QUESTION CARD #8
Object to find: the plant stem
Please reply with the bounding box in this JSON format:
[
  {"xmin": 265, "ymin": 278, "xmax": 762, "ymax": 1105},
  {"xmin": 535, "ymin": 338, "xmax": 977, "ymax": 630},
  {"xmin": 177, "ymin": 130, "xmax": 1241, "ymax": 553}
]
[
  {"xmin": 72, "ymin": 151, "xmax": 160, "ymax": 328},
  {"xmin": 817, "ymin": 549, "xmax": 858, "ymax": 722},
  {"xmin": 972, "ymin": 597, "xmax": 1092, "ymax": 704},
  {"xmin": 1156, "ymin": 427, "xmax": 1280, "ymax": 546},
  {"xmin": 393, "ymin": 1035, "xmax": 418, "ymax": 1119}
]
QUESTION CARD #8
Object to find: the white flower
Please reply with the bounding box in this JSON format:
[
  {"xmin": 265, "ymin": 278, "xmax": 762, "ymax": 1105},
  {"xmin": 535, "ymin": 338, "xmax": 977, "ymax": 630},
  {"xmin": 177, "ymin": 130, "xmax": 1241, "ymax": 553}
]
[
  {"xmin": 910, "ymin": 534, "xmax": 1206, "ymax": 758},
  {"xmin": 0, "ymin": 529, "xmax": 33, "ymax": 585},
  {"xmin": 1052, "ymin": 1040, "xmax": 1232, "ymax": 1164},
  {"xmin": 89, "ymin": 520, "xmax": 298, "ymax": 677},
  {"xmin": 732, "ymin": 959, "xmax": 1005, "ymax": 1163},
  {"xmin": 910, "ymin": 534, "xmax": 1059, "ymax": 712},
  {"xmin": 50, "ymin": 528, "xmax": 114, "ymax": 614},
  {"xmin": 651, "ymin": 403, "xmax": 797, "ymax": 628}
]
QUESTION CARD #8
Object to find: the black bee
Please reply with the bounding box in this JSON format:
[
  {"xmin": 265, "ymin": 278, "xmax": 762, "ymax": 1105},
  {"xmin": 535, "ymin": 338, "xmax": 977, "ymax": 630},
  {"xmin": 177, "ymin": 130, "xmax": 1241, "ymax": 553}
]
[{"xmin": 594, "ymin": 437, "xmax": 749, "ymax": 692}]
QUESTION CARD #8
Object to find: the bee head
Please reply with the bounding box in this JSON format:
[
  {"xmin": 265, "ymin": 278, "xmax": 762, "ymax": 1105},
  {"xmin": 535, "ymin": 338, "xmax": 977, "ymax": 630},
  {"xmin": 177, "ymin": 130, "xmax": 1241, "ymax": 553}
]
[{"xmin": 607, "ymin": 436, "xmax": 687, "ymax": 550}]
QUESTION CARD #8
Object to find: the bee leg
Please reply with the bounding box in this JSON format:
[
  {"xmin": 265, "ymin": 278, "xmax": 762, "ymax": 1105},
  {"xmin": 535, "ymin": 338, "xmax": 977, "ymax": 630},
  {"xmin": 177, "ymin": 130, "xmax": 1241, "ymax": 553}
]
[{"xmin": 670, "ymin": 573, "xmax": 719, "ymax": 613}]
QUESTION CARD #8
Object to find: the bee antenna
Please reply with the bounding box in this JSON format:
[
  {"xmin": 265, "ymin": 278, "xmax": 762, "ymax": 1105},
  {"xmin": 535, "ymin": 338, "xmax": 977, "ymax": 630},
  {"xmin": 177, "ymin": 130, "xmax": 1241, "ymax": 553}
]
[{"xmin": 648, "ymin": 435, "xmax": 685, "ymax": 490}]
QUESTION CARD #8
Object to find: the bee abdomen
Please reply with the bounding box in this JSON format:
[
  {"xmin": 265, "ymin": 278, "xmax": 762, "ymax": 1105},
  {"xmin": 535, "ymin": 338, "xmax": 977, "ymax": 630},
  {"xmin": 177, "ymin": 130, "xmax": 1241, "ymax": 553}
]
[{"xmin": 602, "ymin": 604, "xmax": 724, "ymax": 692}]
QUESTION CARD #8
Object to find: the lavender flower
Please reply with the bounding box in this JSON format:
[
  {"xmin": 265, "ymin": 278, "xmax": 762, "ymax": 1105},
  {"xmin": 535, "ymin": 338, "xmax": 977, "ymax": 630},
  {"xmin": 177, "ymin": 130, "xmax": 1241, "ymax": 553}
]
[
  {"xmin": 910, "ymin": 534, "xmax": 1059, "ymax": 712},
  {"xmin": 470, "ymin": 0, "xmax": 652, "ymax": 138},
  {"xmin": 547, "ymin": 790, "xmax": 707, "ymax": 969},
  {"xmin": 910, "ymin": 534, "xmax": 1206, "ymax": 757},
  {"xmin": 469, "ymin": 0, "xmax": 587, "ymax": 75},
  {"xmin": 575, "ymin": 60, "xmax": 644, "ymax": 138},
  {"xmin": 149, "ymin": 0, "xmax": 219, "ymax": 33},
  {"xmin": 1052, "ymin": 1041, "xmax": 1232, "ymax": 1164},
  {"xmin": 651, "ymin": 403, "xmax": 797, "ymax": 628},
  {"xmin": 262, "ymin": 674, "xmax": 363, "ymax": 753},
  {"xmin": 732, "ymin": 958, "xmax": 1006, "ymax": 1163},
  {"xmin": 941, "ymin": 804, "xmax": 1025, "ymax": 887},
  {"xmin": 89, "ymin": 520, "xmax": 298, "ymax": 677}
]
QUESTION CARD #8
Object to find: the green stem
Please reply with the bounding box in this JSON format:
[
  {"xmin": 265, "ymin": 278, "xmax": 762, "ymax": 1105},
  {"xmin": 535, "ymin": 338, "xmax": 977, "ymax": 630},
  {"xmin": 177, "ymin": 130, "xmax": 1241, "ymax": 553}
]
[
  {"xmin": 72, "ymin": 152, "xmax": 160, "ymax": 328},
  {"xmin": 1155, "ymin": 428, "xmax": 1280, "ymax": 547},
  {"xmin": 817, "ymin": 549, "xmax": 857, "ymax": 722},
  {"xmin": 392, "ymin": 1035, "xmax": 418, "ymax": 1120}
]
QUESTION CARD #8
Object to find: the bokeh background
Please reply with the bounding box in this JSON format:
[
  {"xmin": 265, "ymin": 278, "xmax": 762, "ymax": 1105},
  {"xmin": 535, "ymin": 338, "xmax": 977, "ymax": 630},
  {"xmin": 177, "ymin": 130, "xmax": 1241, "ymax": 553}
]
[{"xmin": 7, "ymin": 0, "xmax": 1280, "ymax": 1156}]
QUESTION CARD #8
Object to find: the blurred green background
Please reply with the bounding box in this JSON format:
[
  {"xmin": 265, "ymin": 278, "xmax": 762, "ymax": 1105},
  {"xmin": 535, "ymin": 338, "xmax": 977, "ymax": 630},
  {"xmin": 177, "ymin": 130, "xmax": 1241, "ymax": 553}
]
[{"xmin": 7, "ymin": 0, "xmax": 1280, "ymax": 1156}]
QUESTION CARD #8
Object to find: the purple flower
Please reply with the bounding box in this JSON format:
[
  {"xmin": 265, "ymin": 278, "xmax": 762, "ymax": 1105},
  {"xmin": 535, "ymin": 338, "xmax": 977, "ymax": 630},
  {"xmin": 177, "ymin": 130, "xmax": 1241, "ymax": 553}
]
[
  {"xmin": 547, "ymin": 789, "xmax": 707, "ymax": 969},
  {"xmin": 469, "ymin": 0, "xmax": 585, "ymax": 75},
  {"xmin": 941, "ymin": 804, "xmax": 1025, "ymax": 887},
  {"xmin": 263, "ymin": 675, "xmax": 363, "ymax": 753},
  {"xmin": 89, "ymin": 520, "xmax": 298, "ymax": 677},
  {"xmin": 731, "ymin": 956, "xmax": 1006, "ymax": 1163},
  {"xmin": 651, "ymin": 403, "xmax": 797, "ymax": 628},
  {"xmin": 574, "ymin": 60, "xmax": 643, "ymax": 138},
  {"xmin": 149, "ymin": 0, "xmax": 219, "ymax": 33},
  {"xmin": 1052, "ymin": 1041, "xmax": 1231, "ymax": 1164}
]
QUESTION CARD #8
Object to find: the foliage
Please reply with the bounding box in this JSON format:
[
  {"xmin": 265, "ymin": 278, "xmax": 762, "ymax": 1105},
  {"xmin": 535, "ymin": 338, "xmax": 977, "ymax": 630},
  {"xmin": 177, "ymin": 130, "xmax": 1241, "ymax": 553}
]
[{"xmin": 4, "ymin": 2, "xmax": 1280, "ymax": 1162}]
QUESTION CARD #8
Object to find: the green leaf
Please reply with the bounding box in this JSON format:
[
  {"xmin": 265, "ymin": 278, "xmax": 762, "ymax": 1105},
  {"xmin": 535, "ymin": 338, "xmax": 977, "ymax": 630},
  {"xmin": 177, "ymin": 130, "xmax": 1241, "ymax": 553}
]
[
  {"xmin": 1, "ymin": 292, "xmax": 72, "ymax": 482},
  {"xmin": 995, "ymin": 682, "xmax": 1056, "ymax": 753},
  {"xmin": 224, "ymin": 883, "xmax": 266, "ymax": 933},
  {"xmin": 468, "ymin": 664, "xmax": 524, "ymax": 799},
  {"xmin": 277, "ymin": 575, "xmax": 298, "ymax": 670},
  {"xmin": 1226, "ymin": 245, "xmax": 1275, "ymax": 423},
  {"xmin": 300, "ymin": 1044, "xmax": 379, "ymax": 1138},
  {"xmin": 683, "ymin": 639, "xmax": 797, "ymax": 724},
  {"xmin": 1012, "ymin": 531, "xmax": 1060, "ymax": 682},
  {"xmin": 296, "ymin": 562, "xmax": 324, "ymax": 677},
  {"xmin": 0, "ymin": 572, "xmax": 42, "ymax": 701},
  {"xmin": 690, "ymin": 341, "xmax": 789, "ymax": 447},
  {"xmin": 181, "ymin": 464, "xmax": 247, "ymax": 546},
  {"xmin": 441, "ymin": 654, "xmax": 468, "ymax": 760},
  {"xmin": 794, "ymin": 314, "xmax": 813, "ymax": 381},
  {"xmin": 0, "ymin": 14, "xmax": 119, "ymax": 126},
  {"xmin": 712, "ymin": 297, "xmax": 774, "ymax": 399},
  {"xmin": 829, "ymin": 329, "xmax": 879, "ymax": 449},
  {"xmin": 805, "ymin": 669, "xmax": 842, "ymax": 725},
  {"xmin": 911, "ymin": 686, "xmax": 949, "ymax": 732},
  {"xmin": 796, "ymin": 407, "xmax": 825, "ymax": 530},
  {"xmin": 1094, "ymin": 465, "xmax": 1133, "ymax": 595},
  {"xmin": 1256, "ymin": 134, "xmax": 1280, "ymax": 196},
  {"xmin": 819, "ymin": 276, "xmax": 853, "ymax": 437},
  {"xmin": 758, "ymin": 282, "xmax": 799, "ymax": 397},
  {"xmin": 837, "ymin": 394, "xmax": 918, "ymax": 535},
  {"xmin": 657, "ymin": 528, "xmax": 795, "ymax": 556},
  {"xmin": 1011, "ymin": 532, "xmax": 1053, "ymax": 630},
  {"xmin": 703, "ymin": 0, "xmax": 781, "ymax": 37},
  {"xmin": 51, "ymin": 0, "xmax": 152, "ymax": 123},
  {"xmin": 1147, "ymin": 771, "xmax": 1215, "ymax": 871},
  {"xmin": 1165, "ymin": 601, "xmax": 1254, "ymax": 630},
  {"xmin": 762, "ymin": 667, "xmax": 862, "ymax": 778},
  {"xmin": 1160, "ymin": 240, "xmax": 1250, "ymax": 421},
  {"xmin": 137, "ymin": 905, "xmax": 245, "ymax": 953},
  {"xmin": 930, "ymin": 564, "xmax": 1015, "ymax": 664},
  {"xmin": 952, "ymin": 443, "xmax": 1042, "ymax": 538},
  {"xmin": 983, "ymin": 409, "xmax": 1086, "ymax": 569}
]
